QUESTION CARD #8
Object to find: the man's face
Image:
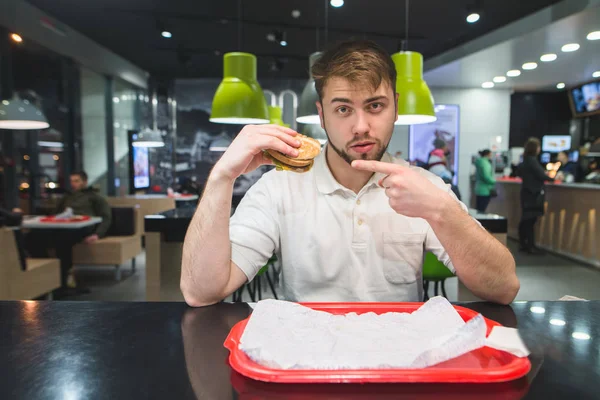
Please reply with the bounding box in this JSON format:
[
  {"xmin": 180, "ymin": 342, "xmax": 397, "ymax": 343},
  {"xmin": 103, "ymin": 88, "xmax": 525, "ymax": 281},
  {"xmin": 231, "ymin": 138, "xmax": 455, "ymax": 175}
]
[
  {"xmin": 70, "ymin": 175, "xmax": 86, "ymax": 191},
  {"xmin": 316, "ymin": 77, "xmax": 398, "ymax": 165}
]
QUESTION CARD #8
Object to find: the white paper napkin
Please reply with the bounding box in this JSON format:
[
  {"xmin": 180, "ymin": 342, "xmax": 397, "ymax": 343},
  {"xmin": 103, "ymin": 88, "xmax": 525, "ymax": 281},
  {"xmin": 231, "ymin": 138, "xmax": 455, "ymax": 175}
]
[
  {"xmin": 485, "ymin": 326, "xmax": 530, "ymax": 357},
  {"xmin": 239, "ymin": 297, "xmax": 492, "ymax": 370}
]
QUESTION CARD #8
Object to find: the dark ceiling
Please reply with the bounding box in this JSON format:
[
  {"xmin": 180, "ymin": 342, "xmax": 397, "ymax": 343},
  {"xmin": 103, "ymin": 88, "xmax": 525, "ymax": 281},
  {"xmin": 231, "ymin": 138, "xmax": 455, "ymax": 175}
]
[{"xmin": 26, "ymin": 0, "xmax": 562, "ymax": 80}]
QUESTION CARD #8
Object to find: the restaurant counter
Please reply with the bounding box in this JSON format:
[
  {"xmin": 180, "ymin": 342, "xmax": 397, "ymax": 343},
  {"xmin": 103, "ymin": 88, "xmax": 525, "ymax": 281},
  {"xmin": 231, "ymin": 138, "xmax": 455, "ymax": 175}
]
[
  {"xmin": 488, "ymin": 180, "xmax": 599, "ymax": 268},
  {"xmin": 1, "ymin": 300, "xmax": 598, "ymax": 399}
]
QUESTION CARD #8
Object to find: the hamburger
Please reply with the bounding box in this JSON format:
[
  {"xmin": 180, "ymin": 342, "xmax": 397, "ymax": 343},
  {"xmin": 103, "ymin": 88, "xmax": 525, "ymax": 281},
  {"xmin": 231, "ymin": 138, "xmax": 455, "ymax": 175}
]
[{"xmin": 264, "ymin": 134, "xmax": 321, "ymax": 173}]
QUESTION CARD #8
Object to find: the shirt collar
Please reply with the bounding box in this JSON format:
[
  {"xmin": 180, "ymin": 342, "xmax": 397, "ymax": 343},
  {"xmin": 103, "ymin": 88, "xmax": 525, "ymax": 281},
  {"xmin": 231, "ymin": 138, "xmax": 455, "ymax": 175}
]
[{"xmin": 315, "ymin": 148, "xmax": 394, "ymax": 195}]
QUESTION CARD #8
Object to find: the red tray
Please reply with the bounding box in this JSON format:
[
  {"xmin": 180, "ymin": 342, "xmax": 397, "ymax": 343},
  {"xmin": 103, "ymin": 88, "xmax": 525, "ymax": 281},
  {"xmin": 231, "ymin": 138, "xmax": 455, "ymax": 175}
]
[
  {"xmin": 39, "ymin": 215, "xmax": 91, "ymax": 223},
  {"xmin": 224, "ymin": 302, "xmax": 531, "ymax": 384}
]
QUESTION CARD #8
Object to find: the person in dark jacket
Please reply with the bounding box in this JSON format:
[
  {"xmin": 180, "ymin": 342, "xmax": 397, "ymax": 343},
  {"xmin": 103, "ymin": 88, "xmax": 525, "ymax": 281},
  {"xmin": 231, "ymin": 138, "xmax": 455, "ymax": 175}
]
[
  {"xmin": 518, "ymin": 138, "xmax": 554, "ymax": 254},
  {"xmin": 28, "ymin": 171, "xmax": 112, "ymax": 291}
]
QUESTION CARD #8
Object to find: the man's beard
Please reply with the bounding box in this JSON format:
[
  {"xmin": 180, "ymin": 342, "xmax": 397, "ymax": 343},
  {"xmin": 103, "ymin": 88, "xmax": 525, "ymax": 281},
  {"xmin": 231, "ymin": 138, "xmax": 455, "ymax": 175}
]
[{"xmin": 322, "ymin": 114, "xmax": 390, "ymax": 166}]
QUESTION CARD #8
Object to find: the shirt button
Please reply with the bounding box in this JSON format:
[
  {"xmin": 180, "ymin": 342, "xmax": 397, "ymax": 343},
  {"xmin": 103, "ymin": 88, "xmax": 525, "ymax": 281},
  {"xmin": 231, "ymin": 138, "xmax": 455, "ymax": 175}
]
[
  {"xmin": 356, "ymin": 199, "xmax": 361, "ymax": 205},
  {"xmin": 357, "ymin": 219, "xmax": 363, "ymax": 226}
]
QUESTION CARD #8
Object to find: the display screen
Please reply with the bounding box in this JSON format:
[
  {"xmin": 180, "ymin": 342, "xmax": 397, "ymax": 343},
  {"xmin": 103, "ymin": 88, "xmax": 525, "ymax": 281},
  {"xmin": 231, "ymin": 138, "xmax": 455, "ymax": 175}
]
[
  {"xmin": 569, "ymin": 150, "xmax": 579, "ymax": 163},
  {"xmin": 569, "ymin": 81, "xmax": 600, "ymax": 117},
  {"xmin": 542, "ymin": 135, "xmax": 571, "ymax": 153},
  {"xmin": 540, "ymin": 152, "xmax": 551, "ymax": 164},
  {"xmin": 132, "ymin": 146, "xmax": 150, "ymax": 189}
]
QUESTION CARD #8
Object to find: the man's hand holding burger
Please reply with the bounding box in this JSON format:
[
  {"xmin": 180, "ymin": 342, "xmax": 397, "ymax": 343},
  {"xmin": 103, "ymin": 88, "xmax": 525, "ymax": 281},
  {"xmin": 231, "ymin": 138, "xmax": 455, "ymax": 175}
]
[{"xmin": 211, "ymin": 125, "xmax": 301, "ymax": 183}]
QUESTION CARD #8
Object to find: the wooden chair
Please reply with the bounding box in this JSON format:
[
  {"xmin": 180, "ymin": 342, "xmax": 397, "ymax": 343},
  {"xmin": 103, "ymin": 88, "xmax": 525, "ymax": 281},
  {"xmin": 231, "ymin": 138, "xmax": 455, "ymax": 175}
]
[
  {"xmin": 0, "ymin": 227, "xmax": 60, "ymax": 300},
  {"xmin": 72, "ymin": 206, "xmax": 143, "ymax": 280}
]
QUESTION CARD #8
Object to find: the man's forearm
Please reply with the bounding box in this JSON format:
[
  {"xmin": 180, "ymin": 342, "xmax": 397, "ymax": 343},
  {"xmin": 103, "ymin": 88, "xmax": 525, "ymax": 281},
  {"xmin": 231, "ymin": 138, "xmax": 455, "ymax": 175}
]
[
  {"xmin": 428, "ymin": 197, "xmax": 519, "ymax": 304},
  {"xmin": 181, "ymin": 172, "xmax": 235, "ymax": 305}
]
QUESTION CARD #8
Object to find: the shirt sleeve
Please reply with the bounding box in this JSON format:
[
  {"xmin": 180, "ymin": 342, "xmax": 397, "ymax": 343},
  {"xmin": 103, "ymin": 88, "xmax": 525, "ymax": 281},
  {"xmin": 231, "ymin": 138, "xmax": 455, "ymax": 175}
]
[{"xmin": 230, "ymin": 174, "xmax": 280, "ymax": 282}]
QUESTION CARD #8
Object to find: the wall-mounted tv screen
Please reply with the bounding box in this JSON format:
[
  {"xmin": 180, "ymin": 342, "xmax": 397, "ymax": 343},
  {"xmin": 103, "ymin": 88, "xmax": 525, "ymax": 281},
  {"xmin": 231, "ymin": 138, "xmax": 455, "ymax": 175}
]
[
  {"xmin": 569, "ymin": 80, "xmax": 600, "ymax": 117},
  {"xmin": 132, "ymin": 146, "xmax": 150, "ymax": 189},
  {"xmin": 542, "ymin": 135, "xmax": 571, "ymax": 153}
]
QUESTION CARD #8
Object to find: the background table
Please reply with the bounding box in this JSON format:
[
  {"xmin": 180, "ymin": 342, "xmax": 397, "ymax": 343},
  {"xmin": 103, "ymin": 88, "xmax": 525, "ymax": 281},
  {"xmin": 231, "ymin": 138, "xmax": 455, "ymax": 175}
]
[
  {"xmin": 21, "ymin": 216, "xmax": 102, "ymax": 230},
  {"xmin": 1, "ymin": 300, "xmax": 598, "ymax": 399}
]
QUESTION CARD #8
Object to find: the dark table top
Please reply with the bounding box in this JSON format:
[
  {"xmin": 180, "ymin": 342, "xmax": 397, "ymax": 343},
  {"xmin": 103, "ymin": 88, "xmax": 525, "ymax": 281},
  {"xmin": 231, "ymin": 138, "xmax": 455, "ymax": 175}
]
[{"xmin": 1, "ymin": 300, "xmax": 598, "ymax": 399}]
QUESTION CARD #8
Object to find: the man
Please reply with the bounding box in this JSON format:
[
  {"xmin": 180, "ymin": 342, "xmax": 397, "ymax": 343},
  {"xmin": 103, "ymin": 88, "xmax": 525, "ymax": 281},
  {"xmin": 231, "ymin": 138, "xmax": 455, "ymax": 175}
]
[
  {"xmin": 181, "ymin": 40, "xmax": 519, "ymax": 306},
  {"xmin": 28, "ymin": 171, "xmax": 112, "ymax": 290}
]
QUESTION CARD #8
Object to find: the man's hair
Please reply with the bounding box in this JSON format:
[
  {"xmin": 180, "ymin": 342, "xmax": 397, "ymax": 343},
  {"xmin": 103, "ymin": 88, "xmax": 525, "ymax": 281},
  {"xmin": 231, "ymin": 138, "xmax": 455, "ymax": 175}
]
[
  {"xmin": 71, "ymin": 171, "xmax": 88, "ymax": 181},
  {"xmin": 523, "ymin": 138, "xmax": 541, "ymax": 157},
  {"xmin": 311, "ymin": 39, "xmax": 397, "ymax": 101}
]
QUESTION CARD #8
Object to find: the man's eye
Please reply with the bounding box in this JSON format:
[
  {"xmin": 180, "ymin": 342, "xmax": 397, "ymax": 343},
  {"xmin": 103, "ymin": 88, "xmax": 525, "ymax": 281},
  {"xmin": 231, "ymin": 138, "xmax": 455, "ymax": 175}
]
[{"xmin": 337, "ymin": 106, "xmax": 350, "ymax": 114}]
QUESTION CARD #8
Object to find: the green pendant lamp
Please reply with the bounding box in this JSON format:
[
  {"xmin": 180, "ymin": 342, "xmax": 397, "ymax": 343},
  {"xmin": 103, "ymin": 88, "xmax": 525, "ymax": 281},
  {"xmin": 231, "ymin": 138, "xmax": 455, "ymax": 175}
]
[
  {"xmin": 0, "ymin": 96, "xmax": 49, "ymax": 130},
  {"xmin": 210, "ymin": 52, "xmax": 270, "ymax": 125},
  {"xmin": 296, "ymin": 52, "xmax": 322, "ymax": 125},
  {"xmin": 392, "ymin": 51, "xmax": 436, "ymax": 125},
  {"xmin": 268, "ymin": 105, "xmax": 289, "ymax": 127},
  {"xmin": 393, "ymin": 0, "xmax": 436, "ymax": 125}
]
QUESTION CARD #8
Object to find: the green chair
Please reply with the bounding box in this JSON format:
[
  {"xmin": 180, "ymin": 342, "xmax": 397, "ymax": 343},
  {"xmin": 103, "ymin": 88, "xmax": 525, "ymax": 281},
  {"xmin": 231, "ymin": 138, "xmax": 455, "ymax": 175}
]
[
  {"xmin": 232, "ymin": 256, "xmax": 278, "ymax": 302},
  {"xmin": 422, "ymin": 252, "xmax": 455, "ymax": 301}
]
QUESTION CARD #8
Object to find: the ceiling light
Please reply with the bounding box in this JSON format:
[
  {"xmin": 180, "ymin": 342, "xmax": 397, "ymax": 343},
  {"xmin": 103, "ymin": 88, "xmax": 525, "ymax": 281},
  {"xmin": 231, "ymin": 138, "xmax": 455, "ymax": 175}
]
[
  {"xmin": 266, "ymin": 33, "xmax": 276, "ymax": 42},
  {"xmin": 481, "ymin": 82, "xmax": 494, "ymax": 88},
  {"xmin": 493, "ymin": 76, "xmax": 506, "ymax": 83},
  {"xmin": 507, "ymin": 70, "xmax": 521, "ymax": 77},
  {"xmin": 550, "ymin": 319, "xmax": 566, "ymax": 326},
  {"xmin": 593, "ymin": 71, "xmax": 600, "ymax": 78},
  {"xmin": 0, "ymin": 96, "xmax": 50, "ymax": 130},
  {"xmin": 161, "ymin": 31, "xmax": 172, "ymax": 39},
  {"xmin": 280, "ymin": 40, "xmax": 287, "ymax": 47},
  {"xmin": 556, "ymin": 83, "xmax": 565, "ymax": 89},
  {"xmin": 132, "ymin": 128, "xmax": 165, "ymax": 148},
  {"xmin": 572, "ymin": 332, "xmax": 591, "ymax": 340},
  {"xmin": 466, "ymin": 13, "xmax": 480, "ymax": 23},
  {"xmin": 10, "ymin": 33, "xmax": 23, "ymax": 43},
  {"xmin": 522, "ymin": 62, "xmax": 538, "ymax": 70},
  {"xmin": 530, "ymin": 306, "xmax": 545, "ymax": 314},
  {"xmin": 291, "ymin": 10, "xmax": 301, "ymax": 18},
  {"xmin": 330, "ymin": 0, "xmax": 344, "ymax": 7},
  {"xmin": 561, "ymin": 43, "xmax": 580, "ymax": 52},
  {"xmin": 38, "ymin": 141, "xmax": 63, "ymax": 147},
  {"xmin": 540, "ymin": 53, "xmax": 557, "ymax": 62},
  {"xmin": 587, "ymin": 31, "xmax": 600, "ymax": 41},
  {"xmin": 113, "ymin": 97, "xmax": 120, "ymax": 103}
]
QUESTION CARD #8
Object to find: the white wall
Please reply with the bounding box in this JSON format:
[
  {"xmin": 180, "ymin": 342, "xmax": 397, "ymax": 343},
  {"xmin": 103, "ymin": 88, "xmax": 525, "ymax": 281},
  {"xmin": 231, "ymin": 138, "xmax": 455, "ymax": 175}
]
[
  {"xmin": 388, "ymin": 125, "xmax": 410, "ymax": 160},
  {"xmin": 429, "ymin": 88, "xmax": 512, "ymax": 203}
]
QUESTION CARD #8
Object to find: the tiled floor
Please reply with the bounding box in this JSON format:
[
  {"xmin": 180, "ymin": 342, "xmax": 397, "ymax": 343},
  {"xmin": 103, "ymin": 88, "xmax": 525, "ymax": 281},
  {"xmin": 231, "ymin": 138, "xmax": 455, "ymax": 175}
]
[{"xmin": 69, "ymin": 239, "xmax": 600, "ymax": 302}]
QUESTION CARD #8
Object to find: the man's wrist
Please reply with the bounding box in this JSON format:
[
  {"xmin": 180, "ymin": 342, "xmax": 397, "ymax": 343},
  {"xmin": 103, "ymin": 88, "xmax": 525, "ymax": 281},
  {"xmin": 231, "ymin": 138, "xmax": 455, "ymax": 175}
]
[
  {"xmin": 209, "ymin": 164, "xmax": 237, "ymax": 186},
  {"xmin": 425, "ymin": 192, "xmax": 457, "ymax": 227}
]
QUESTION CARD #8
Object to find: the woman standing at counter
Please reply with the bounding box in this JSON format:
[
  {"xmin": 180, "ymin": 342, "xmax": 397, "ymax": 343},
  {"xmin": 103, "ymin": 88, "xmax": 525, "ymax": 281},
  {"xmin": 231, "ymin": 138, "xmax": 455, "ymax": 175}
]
[
  {"xmin": 519, "ymin": 138, "xmax": 554, "ymax": 254},
  {"xmin": 474, "ymin": 149, "xmax": 496, "ymax": 213}
]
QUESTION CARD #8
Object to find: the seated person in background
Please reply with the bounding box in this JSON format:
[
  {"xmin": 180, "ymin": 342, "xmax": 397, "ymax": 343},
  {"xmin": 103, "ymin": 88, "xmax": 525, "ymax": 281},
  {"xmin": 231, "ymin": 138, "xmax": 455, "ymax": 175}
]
[
  {"xmin": 555, "ymin": 151, "xmax": 582, "ymax": 183},
  {"xmin": 0, "ymin": 206, "xmax": 23, "ymax": 227},
  {"xmin": 181, "ymin": 39, "xmax": 519, "ymax": 307},
  {"xmin": 27, "ymin": 171, "xmax": 112, "ymax": 292}
]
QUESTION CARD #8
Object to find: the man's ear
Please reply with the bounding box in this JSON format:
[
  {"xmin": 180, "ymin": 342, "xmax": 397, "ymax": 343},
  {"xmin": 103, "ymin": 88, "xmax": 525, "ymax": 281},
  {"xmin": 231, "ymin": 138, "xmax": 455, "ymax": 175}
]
[{"xmin": 316, "ymin": 100, "xmax": 325, "ymax": 129}]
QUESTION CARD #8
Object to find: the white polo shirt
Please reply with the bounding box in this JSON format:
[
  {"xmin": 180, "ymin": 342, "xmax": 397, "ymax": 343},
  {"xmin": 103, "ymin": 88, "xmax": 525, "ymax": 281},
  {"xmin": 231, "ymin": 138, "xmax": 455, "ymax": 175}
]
[{"xmin": 230, "ymin": 151, "xmax": 466, "ymax": 302}]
